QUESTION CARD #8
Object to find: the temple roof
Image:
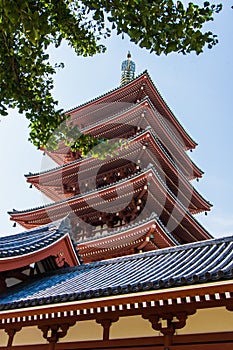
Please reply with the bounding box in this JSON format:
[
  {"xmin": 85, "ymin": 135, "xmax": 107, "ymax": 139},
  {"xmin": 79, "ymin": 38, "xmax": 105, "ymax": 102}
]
[
  {"xmin": 0, "ymin": 219, "xmax": 66, "ymax": 259},
  {"xmin": 46, "ymin": 94, "xmax": 198, "ymax": 166},
  {"xmin": 0, "ymin": 235, "xmax": 232, "ymax": 311},
  {"xmin": 0, "ymin": 218, "xmax": 80, "ymax": 273},
  {"xmin": 79, "ymin": 71, "xmax": 197, "ymax": 150},
  {"xmin": 78, "ymin": 213, "xmax": 176, "ymax": 245},
  {"xmin": 81, "ymin": 97, "xmax": 199, "ymax": 174}
]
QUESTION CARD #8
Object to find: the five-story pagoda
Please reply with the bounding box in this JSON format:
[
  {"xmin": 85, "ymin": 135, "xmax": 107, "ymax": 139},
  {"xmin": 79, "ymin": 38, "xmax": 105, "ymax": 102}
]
[{"xmin": 9, "ymin": 54, "xmax": 212, "ymax": 264}]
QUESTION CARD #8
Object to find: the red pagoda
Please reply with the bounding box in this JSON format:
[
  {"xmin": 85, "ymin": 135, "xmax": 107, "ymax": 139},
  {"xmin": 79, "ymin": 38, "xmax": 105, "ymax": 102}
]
[
  {"xmin": 9, "ymin": 53, "xmax": 212, "ymax": 263},
  {"xmin": 1, "ymin": 55, "xmax": 233, "ymax": 350}
]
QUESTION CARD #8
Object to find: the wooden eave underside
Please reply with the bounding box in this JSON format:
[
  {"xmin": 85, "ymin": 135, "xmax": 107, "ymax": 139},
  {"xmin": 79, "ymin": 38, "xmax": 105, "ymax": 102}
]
[
  {"xmin": 62, "ymin": 72, "xmax": 196, "ymax": 151},
  {"xmin": 26, "ymin": 130, "xmax": 211, "ymax": 214},
  {"xmin": 0, "ymin": 234, "xmax": 79, "ymax": 273},
  {"xmin": 77, "ymin": 217, "xmax": 176, "ymax": 263},
  {"xmin": 10, "ymin": 168, "xmax": 211, "ymax": 243}
]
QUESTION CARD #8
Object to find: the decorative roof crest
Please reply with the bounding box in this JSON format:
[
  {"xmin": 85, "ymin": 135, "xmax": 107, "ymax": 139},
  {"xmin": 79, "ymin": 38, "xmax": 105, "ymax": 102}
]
[{"xmin": 120, "ymin": 51, "xmax": 136, "ymax": 85}]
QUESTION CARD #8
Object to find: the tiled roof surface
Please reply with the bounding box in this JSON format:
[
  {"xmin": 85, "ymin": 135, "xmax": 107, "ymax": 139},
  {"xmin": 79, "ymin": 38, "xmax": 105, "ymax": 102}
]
[
  {"xmin": 0, "ymin": 219, "xmax": 69, "ymax": 258},
  {"xmin": 0, "ymin": 235, "xmax": 232, "ymax": 311}
]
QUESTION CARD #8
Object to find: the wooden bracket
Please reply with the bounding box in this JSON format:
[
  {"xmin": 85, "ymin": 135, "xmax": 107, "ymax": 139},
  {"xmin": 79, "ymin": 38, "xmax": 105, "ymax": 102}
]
[
  {"xmin": 38, "ymin": 320, "xmax": 75, "ymax": 344},
  {"xmin": 142, "ymin": 310, "xmax": 195, "ymax": 347},
  {"xmin": 0, "ymin": 277, "xmax": 7, "ymax": 292},
  {"xmin": 226, "ymin": 300, "xmax": 233, "ymax": 312},
  {"xmin": 5, "ymin": 325, "xmax": 22, "ymax": 347},
  {"xmin": 96, "ymin": 316, "xmax": 119, "ymax": 340}
]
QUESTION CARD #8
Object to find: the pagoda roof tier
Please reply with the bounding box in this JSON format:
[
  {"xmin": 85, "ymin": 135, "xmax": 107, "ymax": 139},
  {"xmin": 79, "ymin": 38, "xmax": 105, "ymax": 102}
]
[
  {"xmin": 26, "ymin": 129, "xmax": 211, "ymax": 215},
  {"xmin": 63, "ymin": 71, "xmax": 196, "ymax": 151},
  {"xmin": 0, "ymin": 235, "xmax": 232, "ymax": 312},
  {"xmin": 77, "ymin": 213, "xmax": 178, "ymax": 263},
  {"xmin": 44, "ymin": 98, "xmax": 202, "ymax": 177},
  {"xmin": 43, "ymin": 72, "xmax": 196, "ymax": 165},
  {"xmin": 9, "ymin": 166, "xmax": 211, "ymax": 243},
  {"xmin": 83, "ymin": 97, "xmax": 201, "ymax": 178},
  {"xmin": 0, "ymin": 218, "xmax": 79, "ymax": 273}
]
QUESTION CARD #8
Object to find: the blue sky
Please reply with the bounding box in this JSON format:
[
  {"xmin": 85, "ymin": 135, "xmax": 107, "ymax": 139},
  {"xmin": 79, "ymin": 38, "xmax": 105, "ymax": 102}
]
[{"xmin": 0, "ymin": 4, "xmax": 233, "ymax": 237}]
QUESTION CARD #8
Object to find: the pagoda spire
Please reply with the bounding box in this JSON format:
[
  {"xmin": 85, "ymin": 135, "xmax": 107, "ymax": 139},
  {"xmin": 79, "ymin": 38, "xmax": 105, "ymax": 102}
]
[{"xmin": 120, "ymin": 51, "xmax": 135, "ymax": 85}]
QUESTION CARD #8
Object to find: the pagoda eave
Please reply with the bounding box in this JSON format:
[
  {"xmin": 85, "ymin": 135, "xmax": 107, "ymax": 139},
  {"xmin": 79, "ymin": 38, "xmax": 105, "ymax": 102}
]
[
  {"xmin": 65, "ymin": 72, "xmax": 196, "ymax": 151},
  {"xmin": 25, "ymin": 130, "xmax": 209, "ymax": 214},
  {"xmin": 41, "ymin": 98, "xmax": 200, "ymax": 176},
  {"xmin": 9, "ymin": 167, "xmax": 211, "ymax": 243},
  {"xmin": 77, "ymin": 216, "xmax": 177, "ymax": 263},
  {"xmin": 143, "ymin": 72, "xmax": 197, "ymax": 150}
]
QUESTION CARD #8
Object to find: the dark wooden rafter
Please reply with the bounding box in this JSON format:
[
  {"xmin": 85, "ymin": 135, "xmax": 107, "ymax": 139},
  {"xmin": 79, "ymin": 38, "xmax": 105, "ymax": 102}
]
[
  {"xmin": 0, "ymin": 259, "xmax": 63, "ymax": 293},
  {"xmin": 4, "ymin": 325, "xmax": 22, "ymax": 347},
  {"xmin": 142, "ymin": 310, "xmax": 195, "ymax": 347},
  {"xmin": 0, "ymin": 265, "xmax": 35, "ymax": 292}
]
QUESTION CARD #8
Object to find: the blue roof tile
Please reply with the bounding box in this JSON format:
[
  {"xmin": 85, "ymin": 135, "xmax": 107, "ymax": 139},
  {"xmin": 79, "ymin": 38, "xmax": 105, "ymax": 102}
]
[
  {"xmin": 0, "ymin": 235, "xmax": 232, "ymax": 310},
  {"xmin": 0, "ymin": 218, "xmax": 70, "ymax": 258}
]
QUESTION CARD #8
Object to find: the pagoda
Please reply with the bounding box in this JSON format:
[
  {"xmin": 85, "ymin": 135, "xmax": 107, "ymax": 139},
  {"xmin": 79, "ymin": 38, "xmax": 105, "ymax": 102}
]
[
  {"xmin": 9, "ymin": 54, "xmax": 212, "ymax": 263},
  {"xmin": 1, "ymin": 55, "xmax": 233, "ymax": 350}
]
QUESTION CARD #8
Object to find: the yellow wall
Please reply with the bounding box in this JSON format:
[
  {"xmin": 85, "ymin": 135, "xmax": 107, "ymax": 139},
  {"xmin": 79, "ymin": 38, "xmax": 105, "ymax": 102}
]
[
  {"xmin": 110, "ymin": 315, "xmax": 159, "ymax": 338},
  {"xmin": 110, "ymin": 307, "xmax": 233, "ymax": 339},
  {"xmin": 60, "ymin": 320, "xmax": 102, "ymax": 342},
  {"xmin": 0, "ymin": 329, "xmax": 8, "ymax": 347},
  {"xmin": 13, "ymin": 326, "xmax": 46, "ymax": 345},
  {"xmin": 176, "ymin": 307, "xmax": 233, "ymax": 335},
  {"xmin": 9, "ymin": 320, "xmax": 102, "ymax": 346},
  {"xmin": 4, "ymin": 306, "xmax": 233, "ymax": 346}
]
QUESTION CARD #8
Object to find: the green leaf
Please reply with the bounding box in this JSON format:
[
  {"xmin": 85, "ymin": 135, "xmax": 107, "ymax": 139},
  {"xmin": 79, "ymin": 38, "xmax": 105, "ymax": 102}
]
[{"xmin": 0, "ymin": 0, "xmax": 222, "ymax": 155}]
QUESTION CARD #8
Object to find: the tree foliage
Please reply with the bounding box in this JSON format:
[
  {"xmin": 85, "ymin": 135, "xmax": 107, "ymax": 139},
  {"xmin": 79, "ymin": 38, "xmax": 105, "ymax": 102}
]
[{"xmin": 0, "ymin": 0, "xmax": 222, "ymax": 153}]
